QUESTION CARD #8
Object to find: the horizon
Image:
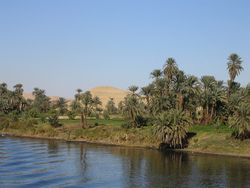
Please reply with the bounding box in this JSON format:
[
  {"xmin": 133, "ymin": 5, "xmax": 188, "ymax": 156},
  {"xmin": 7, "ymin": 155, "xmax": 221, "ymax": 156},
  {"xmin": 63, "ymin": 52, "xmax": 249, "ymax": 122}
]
[{"xmin": 1, "ymin": 0, "xmax": 250, "ymax": 98}]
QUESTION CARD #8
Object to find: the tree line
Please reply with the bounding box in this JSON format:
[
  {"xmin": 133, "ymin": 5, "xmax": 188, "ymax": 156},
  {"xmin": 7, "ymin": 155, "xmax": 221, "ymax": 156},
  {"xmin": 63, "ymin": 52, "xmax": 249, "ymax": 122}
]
[{"xmin": 0, "ymin": 53, "xmax": 249, "ymax": 148}]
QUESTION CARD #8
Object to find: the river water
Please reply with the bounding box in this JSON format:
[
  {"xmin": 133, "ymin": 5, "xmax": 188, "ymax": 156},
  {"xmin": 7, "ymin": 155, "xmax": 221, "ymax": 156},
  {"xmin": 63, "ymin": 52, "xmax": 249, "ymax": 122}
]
[{"xmin": 0, "ymin": 136, "xmax": 249, "ymax": 188}]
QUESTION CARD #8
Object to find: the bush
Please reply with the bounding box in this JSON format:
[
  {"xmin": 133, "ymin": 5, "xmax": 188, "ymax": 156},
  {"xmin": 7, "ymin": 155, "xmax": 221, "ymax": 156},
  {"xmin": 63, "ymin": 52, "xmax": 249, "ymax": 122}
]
[
  {"xmin": 0, "ymin": 115, "xmax": 10, "ymax": 129},
  {"xmin": 48, "ymin": 111, "xmax": 62, "ymax": 128},
  {"xmin": 39, "ymin": 113, "xmax": 47, "ymax": 123},
  {"xmin": 103, "ymin": 110, "xmax": 110, "ymax": 120},
  {"xmin": 121, "ymin": 122, "xmax": 131, "ymax": 129},
  {"xmin": 135, "ymin": 115, "xmax": 148, "ymax": 127},
  {"xmin": 67, "ymin": 111, "xmax": 76, "ymax": 120}
]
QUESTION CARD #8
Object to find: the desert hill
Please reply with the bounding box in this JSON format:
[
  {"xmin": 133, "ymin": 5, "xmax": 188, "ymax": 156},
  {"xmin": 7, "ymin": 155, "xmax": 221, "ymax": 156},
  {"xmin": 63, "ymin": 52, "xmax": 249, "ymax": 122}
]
[
  {"xmin": 22, "ymin": 86, "xmax": 128, "ymax": 107},
  {"xmin": 89, "ymin": 86, "xmax": 128, "ymax": 106},
  {"xmin": 23, "ymin": 93, "xmax": 60, "ymax": 102}
]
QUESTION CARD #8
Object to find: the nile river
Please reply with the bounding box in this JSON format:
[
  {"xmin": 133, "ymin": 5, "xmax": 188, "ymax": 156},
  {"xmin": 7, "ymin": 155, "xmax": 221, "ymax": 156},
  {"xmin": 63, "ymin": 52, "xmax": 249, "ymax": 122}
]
[{"xmin": 0, "ymin": 136, "xmax": 249, "ymax": 188}]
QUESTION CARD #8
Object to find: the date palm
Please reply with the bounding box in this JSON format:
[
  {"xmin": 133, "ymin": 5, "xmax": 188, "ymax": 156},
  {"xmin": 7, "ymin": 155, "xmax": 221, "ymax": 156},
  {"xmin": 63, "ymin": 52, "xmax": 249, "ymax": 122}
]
[
  {"xmin": 56, "ymin": 97, "xmax": 68, "ymax": 116},
  {"xmin": 93, "ymin": 96, "xmax": 102, "ymax": 119},
  {"xmin": 229, "ymin": 103, "xmax": 250, "ymax": 140},
  {"xmin": 122, "ymin": 95, "xmax": 144, "ymax": 128},
  {"xmin": 150, "ymin": 69, "xmax": 162, "ymax": 80},
  {"xmin": 128, "ymin": 85, "xmax": 139, "ymax": 96},
  {"xmin": 141, "ymin": 84, "xmax": 154, "ymax": 107},
  {"xmin": 163, "ymin": 58, "xmax": 178, "ymax": 80},
  {"xmin": 227, "ymin": 53, "xmax": 243, "ymax": 96},
  {"xmin": 155, "ymin": 110, "xmax": 192, "ymax": 148}
]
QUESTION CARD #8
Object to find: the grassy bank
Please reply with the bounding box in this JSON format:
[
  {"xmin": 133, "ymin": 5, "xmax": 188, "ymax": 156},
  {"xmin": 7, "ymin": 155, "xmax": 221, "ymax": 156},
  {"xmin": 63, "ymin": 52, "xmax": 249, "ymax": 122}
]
[
  {"xmin": 0, "ymin": 119, "xmax": 159, "ymax": 148},
  {"xmin": 1, "ymin": 119, "xmax": 250, "ymax": 157},
  {"xmin": 187, "ymin": 125, "xmax": 250, "ymax": 156}
]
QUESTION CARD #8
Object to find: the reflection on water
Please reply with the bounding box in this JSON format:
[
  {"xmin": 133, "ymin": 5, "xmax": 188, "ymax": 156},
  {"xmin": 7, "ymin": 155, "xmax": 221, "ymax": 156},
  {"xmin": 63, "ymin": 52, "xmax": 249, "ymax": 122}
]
[{"xmin": 0, "ymin": 136, "xmax": 249, "ymax": 188}]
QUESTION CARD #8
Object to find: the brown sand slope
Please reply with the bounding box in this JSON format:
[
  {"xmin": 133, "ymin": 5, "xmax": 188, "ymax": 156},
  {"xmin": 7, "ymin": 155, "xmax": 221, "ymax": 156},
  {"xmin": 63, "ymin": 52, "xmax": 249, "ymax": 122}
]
[
  {"xmin": 89, "ymin": 86, "xmax": 128, "ymax": 106},
  {"xmin": 23, "ymin": 93, "xmax": 60, "ymax": 102}
]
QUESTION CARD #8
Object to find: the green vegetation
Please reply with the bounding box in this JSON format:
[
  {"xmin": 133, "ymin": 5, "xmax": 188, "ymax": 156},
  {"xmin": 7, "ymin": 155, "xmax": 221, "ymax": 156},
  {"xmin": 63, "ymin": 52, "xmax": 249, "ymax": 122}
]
[{"xmin": 0, "ymin": 53, "xmax": 250, "ymax": 156}]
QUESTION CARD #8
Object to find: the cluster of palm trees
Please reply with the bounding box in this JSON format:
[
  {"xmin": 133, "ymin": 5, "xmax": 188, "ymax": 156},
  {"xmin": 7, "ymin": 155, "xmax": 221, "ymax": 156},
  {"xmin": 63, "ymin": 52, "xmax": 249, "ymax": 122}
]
[
  {"xmin": 0, "ymin": 53, "xmax": 249, "ymax": 148},
  {"xmin": 118, "ymin": 53, "xmax": 249, "ymax": 147}
]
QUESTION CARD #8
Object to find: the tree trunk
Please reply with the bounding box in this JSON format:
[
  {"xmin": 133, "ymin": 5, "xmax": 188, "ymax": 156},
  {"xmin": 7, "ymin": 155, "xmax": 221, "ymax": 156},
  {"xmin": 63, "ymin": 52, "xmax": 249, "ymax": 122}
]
[
  {"xmin": 80, "ymin": 113, "xmax": 85, "ymax": 129},
  {"xmin": 210, "ymin": 103, "xmax": 215, "ymax": 121}
]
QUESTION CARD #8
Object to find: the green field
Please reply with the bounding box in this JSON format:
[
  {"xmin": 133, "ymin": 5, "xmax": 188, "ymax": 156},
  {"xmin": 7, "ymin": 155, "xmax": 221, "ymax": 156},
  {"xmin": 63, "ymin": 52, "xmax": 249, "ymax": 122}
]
[{"xmin": 59, "ymin": 118, "xmax": 125, "ymax": 127}]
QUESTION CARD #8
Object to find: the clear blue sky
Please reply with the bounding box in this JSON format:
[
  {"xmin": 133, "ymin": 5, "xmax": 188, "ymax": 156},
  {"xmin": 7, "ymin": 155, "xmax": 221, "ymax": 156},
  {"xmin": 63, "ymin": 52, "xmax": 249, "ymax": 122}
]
[{"xmin": 0, "ymin": 0, "xmax": 249, "ymax": 98}]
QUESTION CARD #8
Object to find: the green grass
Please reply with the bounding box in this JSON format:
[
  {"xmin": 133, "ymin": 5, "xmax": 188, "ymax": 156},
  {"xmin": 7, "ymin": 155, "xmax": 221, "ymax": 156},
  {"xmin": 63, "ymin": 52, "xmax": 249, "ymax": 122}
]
[
  {"xmin": 187, "ymin": 124, "xmax": 250, "ymax": 156},
  {"xmin": 189, "ymin": 124, "xmax": 233, "ymax": 134},
  {"xmin": 59, "ymin": 118, "xmax": 125, "ymax": 127}
]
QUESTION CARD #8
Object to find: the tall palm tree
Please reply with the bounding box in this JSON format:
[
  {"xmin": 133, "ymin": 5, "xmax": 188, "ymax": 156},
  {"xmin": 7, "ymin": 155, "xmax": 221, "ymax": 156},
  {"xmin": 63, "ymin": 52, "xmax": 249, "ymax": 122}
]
[
  {"xmin": 200, "ymin": 76, "xmax": 216, "ymax": 124},
  {"xmin": 227, "ymin": 53, "xmax": 243, "ymax": 96},
  {"xmin": 163, "ymin": 58, "xmax": 178, "ymax": 80}
]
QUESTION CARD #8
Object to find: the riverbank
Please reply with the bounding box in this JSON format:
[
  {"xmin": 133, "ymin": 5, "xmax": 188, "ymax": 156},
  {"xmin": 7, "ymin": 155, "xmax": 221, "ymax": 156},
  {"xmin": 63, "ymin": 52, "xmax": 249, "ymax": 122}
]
[{"xmin": 1, "ymin": 122, "xmax": 250, "ymax": 158}]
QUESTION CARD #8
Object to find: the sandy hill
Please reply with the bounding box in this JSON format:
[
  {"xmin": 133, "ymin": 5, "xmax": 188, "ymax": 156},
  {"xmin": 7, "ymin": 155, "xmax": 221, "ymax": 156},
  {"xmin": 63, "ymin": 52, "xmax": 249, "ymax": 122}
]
[
  {"xmin": 89, "ymin": 86, "xmax": 128, "ymax": 106},
  {"xmin": 23, "ymin": 93, "xmax": 60, "ymax": 102}
]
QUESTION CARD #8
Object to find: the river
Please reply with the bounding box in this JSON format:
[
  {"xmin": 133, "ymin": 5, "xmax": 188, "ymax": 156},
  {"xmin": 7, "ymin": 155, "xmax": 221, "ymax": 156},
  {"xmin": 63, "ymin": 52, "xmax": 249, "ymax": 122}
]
[{"xmin": 0, "ymin": 136, "xmax": 249, "ymax": 188}]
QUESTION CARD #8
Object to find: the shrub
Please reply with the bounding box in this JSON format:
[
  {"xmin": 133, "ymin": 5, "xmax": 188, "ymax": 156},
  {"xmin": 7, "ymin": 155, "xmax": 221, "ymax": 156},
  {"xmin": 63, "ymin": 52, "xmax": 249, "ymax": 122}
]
[
  {"xmin": 67, "ymin": 111, "xmax": 76, "ymax": 120},
  {"xmin": 103, "ymin": 110, "xmax": 110, "ymax": 120},
  {"xmin": 48, "ymin": 111, "xmax": 62, "ymax": 128}
]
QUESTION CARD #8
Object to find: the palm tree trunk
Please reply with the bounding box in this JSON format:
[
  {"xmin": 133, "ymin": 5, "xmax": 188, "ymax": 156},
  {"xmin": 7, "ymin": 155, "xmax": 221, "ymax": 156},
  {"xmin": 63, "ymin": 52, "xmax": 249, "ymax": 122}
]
[
  {"xmin": 210, "ymin": 103, "xmax": 215, "ymax": 121},
  {"xmin": 80, "ymin": 113, "xmax": 85, "ymax": 128}
]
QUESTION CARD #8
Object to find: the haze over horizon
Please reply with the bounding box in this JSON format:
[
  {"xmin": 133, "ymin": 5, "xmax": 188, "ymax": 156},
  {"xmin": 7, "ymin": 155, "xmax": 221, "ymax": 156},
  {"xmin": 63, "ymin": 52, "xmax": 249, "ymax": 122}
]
[{"xmin": 1, "ymin": 0, "xmax": 250, "ymax": 98}]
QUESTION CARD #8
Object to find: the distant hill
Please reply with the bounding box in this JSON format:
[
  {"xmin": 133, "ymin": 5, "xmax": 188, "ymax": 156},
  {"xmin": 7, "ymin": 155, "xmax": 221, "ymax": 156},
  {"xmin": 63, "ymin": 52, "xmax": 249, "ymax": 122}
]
[
  {"xmin": 22, "ymin": 86, "xmax": 128, "ymax": 107},
  {"xmin": 23, "ymin": 93, "xmax": 60, "ymax": 102},
  {"xmin": 89, "ymin": 86, "xmax": 128, "ymax": 107}
]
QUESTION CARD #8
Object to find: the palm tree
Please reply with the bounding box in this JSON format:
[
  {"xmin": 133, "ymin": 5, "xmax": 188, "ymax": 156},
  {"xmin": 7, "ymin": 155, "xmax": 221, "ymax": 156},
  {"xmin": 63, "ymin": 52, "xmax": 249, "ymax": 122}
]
[
  {"xmin": 13, "ymin": 84, "xmax": 24, "ymax": 112},
  {"xmin": 92, "ymin": 96, "xmax": 102, "ymax": 119},
  {"xmin": 155, "ymin": 109, "xmax": 192, "ymax": 148},
  {"xmin": 128, "ymin": 85, "xmax": 139, "ymax": 95},
  {"xmin": 200, "ymin": 76, "xmax": 216, "ymax": 124},
  {"xmin": 229, "ymin": 103, "xmax": 250, "ymax": 140},
  {"xmin": 163, "ymin": 58, "xmax": 178, "ymax": 80},
  {"xmin": 56, "ymin": 97, "xmax": 68, "ymax": 116},
  {"xmin": 150, "ymin": 69, "xmax": 162, "ymax": 80},
  {"xmin": 141, "ymin": 84, "xmax": 154, "ymax": 107},
  {"xmin": 227, "ymin": 53, "xmax": 243, "ymax": 96},
  {"xmin": 122, "ymin": 95, "xmax": 144, "ymax": 128},
  {"xmin": 81, "ymin": 91, "xmax": 93, "ymax": 128},
  {"xmin": 105, "ymin": 98, "xmax": 117, "ymax": 115}
]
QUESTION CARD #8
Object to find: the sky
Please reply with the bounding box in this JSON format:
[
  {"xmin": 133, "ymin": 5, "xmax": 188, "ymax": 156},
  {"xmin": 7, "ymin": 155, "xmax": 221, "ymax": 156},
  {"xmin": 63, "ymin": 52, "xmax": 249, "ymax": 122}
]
[{"xmin": 0, "ymin": 0, "xmax": 249, "ymax": 98}]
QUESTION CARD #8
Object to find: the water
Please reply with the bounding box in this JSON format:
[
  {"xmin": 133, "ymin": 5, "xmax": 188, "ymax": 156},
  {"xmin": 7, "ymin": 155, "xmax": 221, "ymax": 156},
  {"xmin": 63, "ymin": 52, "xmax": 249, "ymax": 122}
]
[{"xmin": 0, "ymin": 136, "xmax": 249, "ymax": 188}]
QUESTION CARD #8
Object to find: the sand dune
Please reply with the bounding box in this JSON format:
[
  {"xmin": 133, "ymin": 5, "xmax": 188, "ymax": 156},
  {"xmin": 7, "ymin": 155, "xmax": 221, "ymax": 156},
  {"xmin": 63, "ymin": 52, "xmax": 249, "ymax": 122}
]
[
  {"xmin": 23, "ymin": 93, "xmax": 60, "ymax": 102},
  {"xmin": 23, "ymin": 86, "xmax": 128, "ymax": 107},
  {"xmin": 90, "ymin": 86, "xmax": 128, "ymax": 106}
]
